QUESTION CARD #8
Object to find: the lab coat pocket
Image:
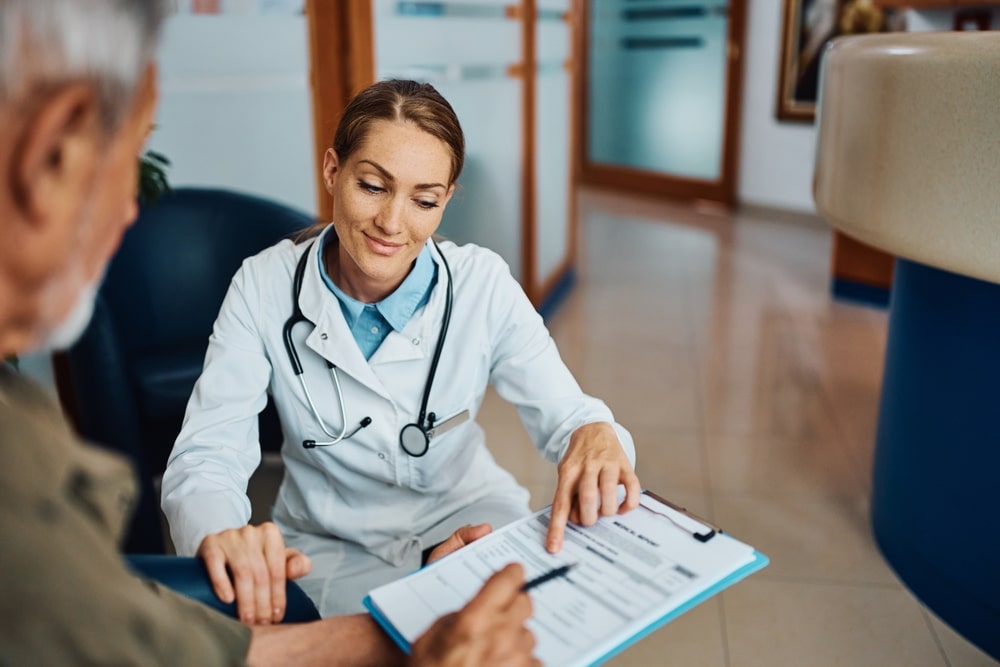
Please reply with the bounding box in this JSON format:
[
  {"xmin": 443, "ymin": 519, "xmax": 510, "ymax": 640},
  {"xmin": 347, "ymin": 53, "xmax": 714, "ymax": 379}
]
[
  {"xmin": 410, "ymin": 402, "xmax": 476, "ymax": 493},
  {"xmin": 409, "ymin": 341, "xmax": 489, "ymax": 493}
]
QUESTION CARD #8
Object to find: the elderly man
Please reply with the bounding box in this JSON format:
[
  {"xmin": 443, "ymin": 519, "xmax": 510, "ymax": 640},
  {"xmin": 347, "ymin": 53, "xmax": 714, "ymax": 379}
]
[{"xmin": 0, "ymin": 1, "xmax": 536, "ymax": 665}]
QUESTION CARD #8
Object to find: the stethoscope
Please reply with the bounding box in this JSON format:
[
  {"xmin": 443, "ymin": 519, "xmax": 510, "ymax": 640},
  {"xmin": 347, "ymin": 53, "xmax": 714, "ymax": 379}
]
[{"xmin": 281, "ymin": 238, "xmax": 453, "ymax": 457}]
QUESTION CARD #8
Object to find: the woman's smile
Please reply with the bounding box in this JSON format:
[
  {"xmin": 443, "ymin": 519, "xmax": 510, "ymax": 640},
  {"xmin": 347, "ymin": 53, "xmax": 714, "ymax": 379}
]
[{"xmin": 363, "ymin": 232, "xmax": 406, "ymax": 256}]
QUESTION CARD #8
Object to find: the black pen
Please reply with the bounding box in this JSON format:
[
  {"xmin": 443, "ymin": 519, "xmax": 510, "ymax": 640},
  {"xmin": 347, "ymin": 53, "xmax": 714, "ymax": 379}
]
[{"xmin": 521, "ymin": 563, "xmax": 577, "ymax": 592}]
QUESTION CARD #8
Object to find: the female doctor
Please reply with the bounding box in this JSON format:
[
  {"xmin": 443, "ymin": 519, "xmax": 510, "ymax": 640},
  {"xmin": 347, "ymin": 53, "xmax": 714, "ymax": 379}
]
[{"xmin": 161, "ymin": 79, "xmax": 640, "ymax": 622}]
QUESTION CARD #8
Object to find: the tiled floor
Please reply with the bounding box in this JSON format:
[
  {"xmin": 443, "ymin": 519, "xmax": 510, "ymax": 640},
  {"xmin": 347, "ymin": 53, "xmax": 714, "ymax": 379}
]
[
  {"xmin": 239, "ymin": 187, "xmax": 995, "ymax": 665},
  {"xmin": 476, "ymin": 188, "xmax": 997, "ymax": 667}
]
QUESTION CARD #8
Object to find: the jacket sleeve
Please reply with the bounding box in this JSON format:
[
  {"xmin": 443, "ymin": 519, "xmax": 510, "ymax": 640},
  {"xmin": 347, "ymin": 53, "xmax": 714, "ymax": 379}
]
[
  {"xmin": 483, "ymin": 253, "xmax": 636, "ymax": 466},
  {"xmin": 0, "ymin": 491, "xmax": 253, "ymax": 667},
  {"xmin": 0, "ymin": 386, "xmax": 252, "ymax": 667},
  {"xmin": 161, "ymin": 258, "xmax": 274, "ymax": 556}
]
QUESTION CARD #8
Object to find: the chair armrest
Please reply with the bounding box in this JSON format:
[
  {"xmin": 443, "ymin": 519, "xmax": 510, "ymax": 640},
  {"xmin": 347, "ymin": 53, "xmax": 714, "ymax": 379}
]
[{"xmin": 125, "ymin": 555, "xmax": 320, "ymax": 623}]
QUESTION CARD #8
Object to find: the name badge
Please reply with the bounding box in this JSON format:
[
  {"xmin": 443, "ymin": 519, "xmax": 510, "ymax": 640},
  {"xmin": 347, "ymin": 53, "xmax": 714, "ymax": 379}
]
[{"xmin": 426, "ymin": 409, "xmax": 470, "ymax": 439}]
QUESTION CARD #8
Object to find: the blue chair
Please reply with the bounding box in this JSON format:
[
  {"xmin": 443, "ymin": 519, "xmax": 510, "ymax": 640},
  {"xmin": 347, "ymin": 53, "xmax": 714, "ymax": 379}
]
[
  {"xmin": 127, "ymin": 555, "xmax": 320, "ymax": 622},
  {"xmin": 59, "ymin": 188, "xmax": 315, "ymax": 553}
]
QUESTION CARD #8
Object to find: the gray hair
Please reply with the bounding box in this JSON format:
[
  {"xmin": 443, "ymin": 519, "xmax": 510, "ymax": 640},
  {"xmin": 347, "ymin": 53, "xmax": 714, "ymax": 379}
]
[{"xmin": 0, "ymin": 0, "xmax": 170, "ymax": 130}]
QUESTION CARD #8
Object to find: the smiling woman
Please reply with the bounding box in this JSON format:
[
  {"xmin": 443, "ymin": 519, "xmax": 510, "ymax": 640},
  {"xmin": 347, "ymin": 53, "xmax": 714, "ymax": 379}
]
[{"xmin": 160, "ymin": 79, "xmax": 640, "ymax": 623}]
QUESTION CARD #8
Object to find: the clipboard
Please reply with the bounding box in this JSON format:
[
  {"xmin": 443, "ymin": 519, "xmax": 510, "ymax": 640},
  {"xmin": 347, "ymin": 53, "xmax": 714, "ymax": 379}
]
[{"xmin": 364, "ymin": 490, "xmax": 769, "ymax": 666}]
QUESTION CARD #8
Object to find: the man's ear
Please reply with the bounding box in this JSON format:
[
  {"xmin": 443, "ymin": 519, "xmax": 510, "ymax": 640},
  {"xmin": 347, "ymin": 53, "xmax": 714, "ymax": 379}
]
[
  {"xmin": 322, "ymin": 148, "xmax": 340, "ymax": 194},
  {"xmin": 11, "ymin": 83, "xmax": 101, "ymax": 227}
]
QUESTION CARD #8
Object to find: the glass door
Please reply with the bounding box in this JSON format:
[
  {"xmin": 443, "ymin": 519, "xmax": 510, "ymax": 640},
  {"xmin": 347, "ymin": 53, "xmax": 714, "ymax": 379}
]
[
  {"xmin": 307, "ymin": 0, "xmax": 579, "ymax": 307},
  {"xmin": 373, "ymin": 0, "xmax": 526, "ymax": 280},
  {"xmin": 581, "ymin": 0, "xmax": 745, "ymax": 204}
]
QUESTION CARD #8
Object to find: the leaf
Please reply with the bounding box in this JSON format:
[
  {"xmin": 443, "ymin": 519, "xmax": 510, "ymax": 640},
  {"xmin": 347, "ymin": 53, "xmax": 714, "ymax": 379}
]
[{"xmin": 138, "ymin": 149, "xmax": 172, "ymax": 205}]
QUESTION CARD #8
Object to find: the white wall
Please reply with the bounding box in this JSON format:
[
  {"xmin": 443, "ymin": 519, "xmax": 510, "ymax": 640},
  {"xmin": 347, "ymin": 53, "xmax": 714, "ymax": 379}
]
[
  {"xmin": 736, "ymin": 5, "xmax": 987, "ymax": 215},
  {"xmin": 148, "ymin": 14, "xmax": 316, "ymax": 215},
  {"xmin": 738, "ymin": 0, "xmax": 819, "ymax": 214}
]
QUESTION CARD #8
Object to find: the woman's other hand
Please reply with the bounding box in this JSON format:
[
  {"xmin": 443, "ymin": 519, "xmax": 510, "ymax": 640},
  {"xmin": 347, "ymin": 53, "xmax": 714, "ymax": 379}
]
[
  {"xmin": 197, "ymin": 522, "xmax": 312, "ymax": 625},
  {"xmin": 426, "ymin": 524, "xmax": 493, "ymax": 564},
  {"xmin": 546, "ymin": 422, "xmax": 641, "ymax": 553}
]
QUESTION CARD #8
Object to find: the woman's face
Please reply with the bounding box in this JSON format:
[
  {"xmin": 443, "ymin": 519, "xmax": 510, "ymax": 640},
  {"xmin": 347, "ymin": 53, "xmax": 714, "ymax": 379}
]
[{"xmin": 323, "ymin": 119, "xmax": 455, "ymax": 303}]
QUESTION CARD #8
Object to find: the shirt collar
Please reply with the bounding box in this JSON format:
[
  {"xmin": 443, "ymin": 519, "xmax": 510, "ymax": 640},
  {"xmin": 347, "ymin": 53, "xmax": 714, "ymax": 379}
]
[{"xmin": 318, "ymin": 234, "xmax": 437, "ymax": 331}]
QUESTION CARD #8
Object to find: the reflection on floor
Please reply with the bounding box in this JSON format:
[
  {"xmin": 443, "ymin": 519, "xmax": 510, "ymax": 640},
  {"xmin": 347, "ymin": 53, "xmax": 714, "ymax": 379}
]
[
  {"xmin": 477, "ymin": 188, "xmax": 996, "ymax": 667},
  {"xmin": 243, "ymin": 187, "xmax": 996, "ymax": 666}
]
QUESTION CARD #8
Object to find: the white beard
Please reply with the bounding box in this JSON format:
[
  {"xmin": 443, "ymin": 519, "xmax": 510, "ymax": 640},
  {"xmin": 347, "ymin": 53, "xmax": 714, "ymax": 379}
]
[{"xmin": 33, "ymin": 282, "xmax": 99, "ymax": 352}]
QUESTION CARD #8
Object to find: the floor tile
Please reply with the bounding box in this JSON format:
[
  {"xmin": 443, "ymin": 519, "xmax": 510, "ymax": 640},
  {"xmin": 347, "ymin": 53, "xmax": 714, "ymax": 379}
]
[
  {"xmin": 629, "ymin": 430, "xmax": 708, "ymax": 497},
  {"xmin": 724, "ymin": 579, "xmax": 947, "ymax": 667},
  {"xmin": 606, "ymin": 597, "xmax": 727, "ymax": 667},
  {"xmin": 712, "ymin": 494, "xmax": 898, "ymax": 586},
  {"xmin": 924, "ymin": 611, "xmax": 999, "ymax": 667},
  {"xmin": 704, "ymin": 433, "xmax": 866, "ymax": 496}
]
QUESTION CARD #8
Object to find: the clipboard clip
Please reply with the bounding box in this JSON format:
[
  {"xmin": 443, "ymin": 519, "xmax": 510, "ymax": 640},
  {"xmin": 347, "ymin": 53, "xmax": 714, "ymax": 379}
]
[{"xmin": 643, "ymin": 491, "xmax": 720, "ymax": 542}]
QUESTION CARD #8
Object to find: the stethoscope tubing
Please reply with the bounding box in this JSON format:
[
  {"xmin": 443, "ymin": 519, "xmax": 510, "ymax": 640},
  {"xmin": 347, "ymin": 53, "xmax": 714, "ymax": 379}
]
[{"xmin": 283, "ymin": 236, "xmax": 453, "ymax": 455}]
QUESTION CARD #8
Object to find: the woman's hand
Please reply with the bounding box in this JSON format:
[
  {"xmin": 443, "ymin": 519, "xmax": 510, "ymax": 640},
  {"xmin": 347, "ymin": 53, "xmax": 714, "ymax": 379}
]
[
  {"xmin": 197, "ymin": 522, "xmax": 312, "ymax": 625},
  {"xmin": 546, "ymin": 422, "xmax": 641, "ymax": 553},
  {"xmin": 426, "ymin": 524, "xmax": 493, "ymax": 565},
  {"xmin": 410, "ymin": 563, "xmax": 539, "ymax": 667}
]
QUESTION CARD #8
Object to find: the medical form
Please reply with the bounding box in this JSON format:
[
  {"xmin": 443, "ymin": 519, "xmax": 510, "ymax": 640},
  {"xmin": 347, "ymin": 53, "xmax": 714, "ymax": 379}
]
[{"xmin": 364, "ymin": 491, "xmax": 768, "ymax": 666}]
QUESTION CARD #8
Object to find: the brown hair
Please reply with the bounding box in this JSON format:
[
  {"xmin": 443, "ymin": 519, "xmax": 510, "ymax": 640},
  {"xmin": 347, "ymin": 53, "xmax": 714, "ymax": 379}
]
[
  {"xmin": 335, "ymin": 79, "xmax": 464, "ymax": 184},
  {"xmin": 300, "ymin": 79, "xmax": 465, "ymax": 240}
]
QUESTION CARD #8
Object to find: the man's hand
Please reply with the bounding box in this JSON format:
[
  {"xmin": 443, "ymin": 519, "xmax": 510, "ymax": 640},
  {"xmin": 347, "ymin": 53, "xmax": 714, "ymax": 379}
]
[
  {"xmin": 546, "ymin": 422, "xmax": 641, "ymax": 553},
  {"xmin": 410, "ymin": 563, "xmax": 539, "ymax": 667},
  {"xmin": 426, "ymin": 524, "xmax": 493, "ymax": 564},
  {"xmin": 197, "ymin": 522, "xmax": 311, "ymax": 625}
]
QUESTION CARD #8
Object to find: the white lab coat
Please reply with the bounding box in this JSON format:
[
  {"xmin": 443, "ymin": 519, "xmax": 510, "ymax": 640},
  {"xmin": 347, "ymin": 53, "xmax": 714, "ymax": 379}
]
[{"xmin": 161, "ymin": 226, "xmax": 635, "ymax": 565}]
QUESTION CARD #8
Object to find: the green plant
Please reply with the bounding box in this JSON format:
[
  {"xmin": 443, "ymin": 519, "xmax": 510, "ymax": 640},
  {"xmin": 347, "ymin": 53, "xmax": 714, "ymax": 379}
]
[{"xmin": 138, "ymin": 149, "xmax": 171, "ymax": 204}]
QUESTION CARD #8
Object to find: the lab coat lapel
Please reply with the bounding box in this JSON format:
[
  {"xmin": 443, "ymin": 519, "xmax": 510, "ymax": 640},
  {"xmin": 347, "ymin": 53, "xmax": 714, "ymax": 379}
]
[
  {"xmin": 368, "ymin": 240, "xmax": 447, "ymax": 366},
  {"xmin": 296, "ymin": 231, "xmax": 391, "ymax": 401}
]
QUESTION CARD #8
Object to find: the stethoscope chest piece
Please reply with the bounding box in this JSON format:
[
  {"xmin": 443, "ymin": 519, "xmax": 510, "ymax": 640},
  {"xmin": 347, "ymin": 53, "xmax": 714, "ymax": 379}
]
[{"xmin": 399, "ymin": 422, "xmax": 430, "ymax": 457}]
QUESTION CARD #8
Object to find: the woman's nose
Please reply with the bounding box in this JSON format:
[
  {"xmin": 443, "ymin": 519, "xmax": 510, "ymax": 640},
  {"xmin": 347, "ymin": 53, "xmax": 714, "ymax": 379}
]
[{"xmin": 375, "ymin": 197, "xmax": 405, "ymax": 234}]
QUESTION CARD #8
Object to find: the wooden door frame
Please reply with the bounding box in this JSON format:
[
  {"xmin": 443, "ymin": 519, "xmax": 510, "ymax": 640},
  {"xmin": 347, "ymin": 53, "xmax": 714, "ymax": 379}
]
[
  {"xmin": 525, "ymin": 1, "xmax": 581, "ymax": 308},
  {"xmin": 306, "ymin": 0, "xmax": 375, "ymax": 220},
  {"xmin": 576, "ymin": 0, "xmax": 746, "ymax": 206},
  {"xmin": 519, "ymin": 0, "xmax": 539, "ymax": 303},
  {"xmin": 305, "ymin": 1, "xmax": 579, "ymax": 309}
]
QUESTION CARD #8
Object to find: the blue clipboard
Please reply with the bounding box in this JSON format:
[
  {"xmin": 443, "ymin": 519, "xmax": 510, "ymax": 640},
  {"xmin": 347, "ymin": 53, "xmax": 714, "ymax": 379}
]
[
  {"xmin": 364, "ymin": 594, "xmax": 413, "ymax": 653},
  {"xmin": 586, "ymin": 548, "xmax": 769, "ymax": 665},
  {"xmin": 363, "ymin": 491, "xmax": 769, "ymax": 665},
  {"xmin": 363, "ymin": 550, "xmax": 769, "ymax": 662}
]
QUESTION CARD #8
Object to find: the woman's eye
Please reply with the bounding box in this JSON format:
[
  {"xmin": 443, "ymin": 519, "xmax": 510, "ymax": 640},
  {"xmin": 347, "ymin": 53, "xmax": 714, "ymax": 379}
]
[
  {"xmin": 358, "ymin": 180, "xmax": 385, "ymax": 194},
  {"xmin": 415, "ymin": 199, "xmax": 439, "ymax": 210}
]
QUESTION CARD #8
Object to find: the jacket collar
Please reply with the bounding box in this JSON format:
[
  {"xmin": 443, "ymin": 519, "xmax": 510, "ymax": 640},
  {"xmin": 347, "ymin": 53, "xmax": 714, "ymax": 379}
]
[
  {"xmin": 317, "ymin": 234, "xmax": 437, "ymax": 333},
  {"xmin": 296, "ymin": 227, "xmax": 449, "ymax": 395}
]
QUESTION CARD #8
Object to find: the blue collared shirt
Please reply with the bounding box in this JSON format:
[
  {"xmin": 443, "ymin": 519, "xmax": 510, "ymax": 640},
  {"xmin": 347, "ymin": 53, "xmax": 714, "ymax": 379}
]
[{"xmin": 318, "ymin": 237, "xmax": 437, "ymax": 360}]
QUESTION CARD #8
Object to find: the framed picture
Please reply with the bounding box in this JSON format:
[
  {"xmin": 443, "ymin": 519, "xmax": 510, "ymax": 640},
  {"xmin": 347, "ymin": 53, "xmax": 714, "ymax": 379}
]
[
  {"xmin": 953, "ymin": 9, "xmax": 991, "ymax": 31},
  {"xmin": 776, "ymin": 0, "xmax": 904, "ymax": 123}
]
